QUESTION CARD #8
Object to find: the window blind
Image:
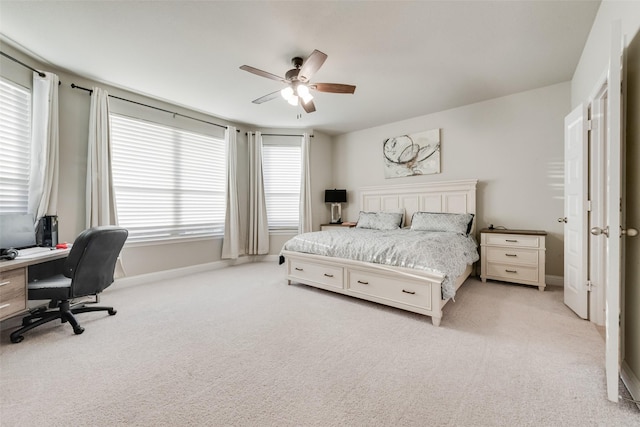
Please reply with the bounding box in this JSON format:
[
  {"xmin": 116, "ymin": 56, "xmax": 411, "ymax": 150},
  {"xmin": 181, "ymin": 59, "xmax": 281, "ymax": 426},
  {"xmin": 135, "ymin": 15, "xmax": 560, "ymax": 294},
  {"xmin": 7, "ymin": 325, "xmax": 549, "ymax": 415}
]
[
  {"xmin": 110, "ymin": 114, "xmax": 225, "ymax": 241},
  {"xmin": 0, "ymin": 78, "xmax": 32, "ymax": 214},
  {"xmin": 262, "ymin": 143, "xmax": 301, "ymax": 229}
]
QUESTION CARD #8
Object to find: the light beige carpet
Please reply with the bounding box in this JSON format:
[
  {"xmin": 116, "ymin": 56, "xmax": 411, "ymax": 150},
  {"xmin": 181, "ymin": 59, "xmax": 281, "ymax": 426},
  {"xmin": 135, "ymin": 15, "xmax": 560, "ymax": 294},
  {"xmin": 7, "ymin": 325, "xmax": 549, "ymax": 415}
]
[{"xmin": 1, "ymin": 262, "xmax": 638, "ymax": 426}]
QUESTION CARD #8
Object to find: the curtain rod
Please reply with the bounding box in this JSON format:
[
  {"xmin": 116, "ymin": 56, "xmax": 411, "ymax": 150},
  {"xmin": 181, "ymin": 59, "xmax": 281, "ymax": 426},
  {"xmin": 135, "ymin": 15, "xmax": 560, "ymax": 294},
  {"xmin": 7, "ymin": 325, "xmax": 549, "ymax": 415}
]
[
  {"xmin": 71, "ymin": 83, "xmax": 238, "ymax": 132},
  {"xmin": 248, "ymin": 132, "xmax": 314, "ymax": 138},
  {"xmin": 1, "ymin": 51, "xmax": 46, "ymax": 77}
]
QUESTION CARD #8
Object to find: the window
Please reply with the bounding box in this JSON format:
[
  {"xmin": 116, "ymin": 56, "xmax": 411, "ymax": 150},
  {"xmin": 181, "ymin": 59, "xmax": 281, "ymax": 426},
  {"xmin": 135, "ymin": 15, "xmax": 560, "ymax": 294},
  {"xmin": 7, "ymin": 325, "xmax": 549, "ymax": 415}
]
[
  {"xmin": 262, "ymin": 140, "xmax": 301, "ymax": 230},
  {"xmin": 110, "ymin": 114, "xmax": 225, "ymax": 241},
  {"xmin": 0, "ymin": 78, "xmax": 32, "ymax": 214}
]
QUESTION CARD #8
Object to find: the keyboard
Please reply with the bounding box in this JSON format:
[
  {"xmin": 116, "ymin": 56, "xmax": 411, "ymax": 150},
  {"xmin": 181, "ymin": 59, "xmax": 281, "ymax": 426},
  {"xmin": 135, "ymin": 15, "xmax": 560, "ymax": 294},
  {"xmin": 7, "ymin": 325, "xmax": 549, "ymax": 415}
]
[{"xmin": 16, "ymin": 247, "xmax": 56, "ymax": 259}]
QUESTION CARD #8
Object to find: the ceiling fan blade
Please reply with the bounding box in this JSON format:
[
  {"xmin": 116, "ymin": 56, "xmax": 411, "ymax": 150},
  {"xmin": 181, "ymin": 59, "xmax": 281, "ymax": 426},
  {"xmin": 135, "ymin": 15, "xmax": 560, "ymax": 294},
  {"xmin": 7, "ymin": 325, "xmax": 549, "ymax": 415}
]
[
  {"xmin": 311, "ymin": 83, "xmax": 356, "ymax": 94},
  {"xmin": 252, "ymin": 90, "xmax": 281, "ymax": 104},
  {"xmin": 298, "ymin": 50, "xmax": 328, "ymax": 82},
  {"xmin": 302, "ymin": 99, "xmax": 316, "ymax": 113},
  {"xmin": 240, "ymin": 65, "xmax": 286, "ymax": 83}
]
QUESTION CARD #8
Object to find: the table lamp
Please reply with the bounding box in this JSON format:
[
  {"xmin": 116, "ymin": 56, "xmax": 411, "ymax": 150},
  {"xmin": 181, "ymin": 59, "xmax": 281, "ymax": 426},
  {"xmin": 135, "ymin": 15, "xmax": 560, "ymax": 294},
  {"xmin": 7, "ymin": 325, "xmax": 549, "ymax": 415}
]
[{"xmin": 325, "ymin": 189, "xmax": 347, "ymax": 224}]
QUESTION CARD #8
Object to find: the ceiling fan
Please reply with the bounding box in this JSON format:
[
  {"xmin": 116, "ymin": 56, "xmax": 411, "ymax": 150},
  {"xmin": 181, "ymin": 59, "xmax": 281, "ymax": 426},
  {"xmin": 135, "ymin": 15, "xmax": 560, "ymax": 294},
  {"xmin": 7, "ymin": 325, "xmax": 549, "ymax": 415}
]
[{"xmin": 240, "ymin": 49, "xmax": 356, "ymax": 113}]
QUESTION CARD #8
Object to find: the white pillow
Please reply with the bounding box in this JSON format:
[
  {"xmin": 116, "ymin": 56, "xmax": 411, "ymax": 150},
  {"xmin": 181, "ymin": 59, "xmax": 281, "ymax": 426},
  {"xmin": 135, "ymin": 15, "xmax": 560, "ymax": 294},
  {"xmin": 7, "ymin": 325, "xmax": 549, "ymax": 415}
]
[
  {"xmin": 410, "ymin": 212, "xmax": 475, "ymax": 235},
  {"xmin": 356, "ymin": 211, "xmax": 403, "ymax": 231}
]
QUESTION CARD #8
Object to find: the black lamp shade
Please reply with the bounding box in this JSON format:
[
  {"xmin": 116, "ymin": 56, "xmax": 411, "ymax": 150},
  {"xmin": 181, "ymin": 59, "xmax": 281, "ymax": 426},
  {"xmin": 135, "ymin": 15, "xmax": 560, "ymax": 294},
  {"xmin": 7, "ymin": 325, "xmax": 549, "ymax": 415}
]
[{"xmin": 325, "ymin": 189, "xmax": 347, "ymax": 203}]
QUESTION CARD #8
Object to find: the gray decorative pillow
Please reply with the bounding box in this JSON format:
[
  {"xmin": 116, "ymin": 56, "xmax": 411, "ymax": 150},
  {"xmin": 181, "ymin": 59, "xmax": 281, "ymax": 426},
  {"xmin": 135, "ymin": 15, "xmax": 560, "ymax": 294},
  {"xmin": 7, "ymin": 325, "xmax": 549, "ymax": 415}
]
[
  {"xmin": 356, "ymin": 211, "xmax": 403, "ymax": 231},
  {"xmin": 410, "ymin": 212, "xmax": 474, "ymax": 235}
]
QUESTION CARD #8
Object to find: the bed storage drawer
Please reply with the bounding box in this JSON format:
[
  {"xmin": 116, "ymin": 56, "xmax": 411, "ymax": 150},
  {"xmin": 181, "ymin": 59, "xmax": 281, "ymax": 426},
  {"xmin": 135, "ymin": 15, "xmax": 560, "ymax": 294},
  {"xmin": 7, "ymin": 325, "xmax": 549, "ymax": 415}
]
[
  {"xmin": 288, "ymin": 259, "xmax": 344, "ymax": 290},
  {"xmin": 346, "ymin": 269, "xmax": 432, "ymax": 311}
]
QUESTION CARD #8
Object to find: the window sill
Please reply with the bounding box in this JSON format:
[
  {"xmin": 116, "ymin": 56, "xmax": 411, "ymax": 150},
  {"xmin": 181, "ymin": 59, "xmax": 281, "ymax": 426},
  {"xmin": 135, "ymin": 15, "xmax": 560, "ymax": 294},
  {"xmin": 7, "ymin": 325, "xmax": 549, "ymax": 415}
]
[
  {"xmin": 269, "ymin": 229, "xmax": 298, "ymax": 236},
  {"xmin": 123, "ymin": 234, "xmax": 223, "ymax": 248}
]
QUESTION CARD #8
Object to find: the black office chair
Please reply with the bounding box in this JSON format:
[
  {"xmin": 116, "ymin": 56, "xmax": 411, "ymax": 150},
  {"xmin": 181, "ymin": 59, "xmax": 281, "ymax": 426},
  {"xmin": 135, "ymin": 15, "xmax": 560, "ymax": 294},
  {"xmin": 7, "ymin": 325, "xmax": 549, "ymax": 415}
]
[{"xmin": 10, "ymin": 226, "xmax": 128, "ymax": 343}]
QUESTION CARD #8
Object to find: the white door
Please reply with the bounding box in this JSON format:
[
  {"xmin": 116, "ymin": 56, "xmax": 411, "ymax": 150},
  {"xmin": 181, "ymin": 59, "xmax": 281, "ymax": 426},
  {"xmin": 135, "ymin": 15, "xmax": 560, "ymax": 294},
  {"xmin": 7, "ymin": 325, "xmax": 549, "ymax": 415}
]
[
  {"xmin": 563, "ymin": 104, "xmax": 588, "ymax": 318},
  {"xmin": 602, "ymin": 22, "xmax": 624, "ymax": 403}
]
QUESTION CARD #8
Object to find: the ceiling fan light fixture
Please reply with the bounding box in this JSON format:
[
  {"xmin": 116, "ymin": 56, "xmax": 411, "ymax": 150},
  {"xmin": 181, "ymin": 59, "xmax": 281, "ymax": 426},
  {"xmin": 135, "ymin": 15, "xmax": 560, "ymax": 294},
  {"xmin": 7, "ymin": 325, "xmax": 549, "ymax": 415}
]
[
  {"xmin": 281, "ymin": 86, "xmax": 294, "ymax": 101},
  {"xmin": 296, "ymin": 84, "xmax": 310, "ymax": 98},
  {"xmin": 301, "ymin": 93, "xmax": 313, "ymax": 105},
  {"xmin": 296, "ymin": 84, "xmax": 314, "ymax": 105},
  {"xmin": 287, "ymin": 95, "xmax": 299, "ymax": 106}
]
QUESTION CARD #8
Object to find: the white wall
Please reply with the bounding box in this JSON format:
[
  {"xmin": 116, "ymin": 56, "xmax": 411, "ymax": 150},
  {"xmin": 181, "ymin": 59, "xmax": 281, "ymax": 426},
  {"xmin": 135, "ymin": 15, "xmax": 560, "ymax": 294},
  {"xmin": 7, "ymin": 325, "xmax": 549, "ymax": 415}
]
[
  {"xmin": 571, "ymin": 0, "xmax": 640, "ymax": 106},
  {"xmin": 333, "ymin": 82, "xmax": 570, "ymax": 277}
]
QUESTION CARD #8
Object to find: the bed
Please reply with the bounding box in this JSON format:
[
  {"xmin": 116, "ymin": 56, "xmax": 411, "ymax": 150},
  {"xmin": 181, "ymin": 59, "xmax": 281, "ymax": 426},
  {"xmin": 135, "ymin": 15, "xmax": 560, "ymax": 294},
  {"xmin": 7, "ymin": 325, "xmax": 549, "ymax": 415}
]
[{"xmin": 280, "ymin": 179, "xmax": 479, "ymax": 326}]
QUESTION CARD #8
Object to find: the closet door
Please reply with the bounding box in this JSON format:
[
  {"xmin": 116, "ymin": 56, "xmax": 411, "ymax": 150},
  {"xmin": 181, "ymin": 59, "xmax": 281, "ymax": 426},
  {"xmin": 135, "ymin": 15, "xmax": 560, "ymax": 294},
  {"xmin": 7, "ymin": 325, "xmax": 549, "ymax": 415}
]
[
  {"xmin": 563, "ymin": 104, "xmax": 588, "ymax": 319},
  {"xmin": 603, "ymin": 21, "xmax": 624, "ymax": 404}
]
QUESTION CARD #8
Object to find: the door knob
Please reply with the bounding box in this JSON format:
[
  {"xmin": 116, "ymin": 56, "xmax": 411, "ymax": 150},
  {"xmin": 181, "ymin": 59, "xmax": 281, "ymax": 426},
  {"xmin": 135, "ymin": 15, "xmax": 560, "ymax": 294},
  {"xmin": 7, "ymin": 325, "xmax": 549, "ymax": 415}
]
[
  {"xmin": 558, "ymin": 217, "xmax": 567, "ymax": 223},
  {"xmin": 591, "ymin": 226, "xmax": 609, "ymax": 237},
  {"xmin": 622, "ymin": 227, "xmax": 638, "ymax": 237}
]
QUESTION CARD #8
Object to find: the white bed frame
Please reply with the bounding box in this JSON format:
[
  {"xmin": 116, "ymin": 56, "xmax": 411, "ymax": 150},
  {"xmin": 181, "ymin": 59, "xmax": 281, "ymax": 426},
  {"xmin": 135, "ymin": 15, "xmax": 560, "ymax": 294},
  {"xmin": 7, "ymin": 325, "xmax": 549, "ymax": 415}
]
[{"xmin": 282, "ymin": 179, "xmax": 478, "ymax": 326}]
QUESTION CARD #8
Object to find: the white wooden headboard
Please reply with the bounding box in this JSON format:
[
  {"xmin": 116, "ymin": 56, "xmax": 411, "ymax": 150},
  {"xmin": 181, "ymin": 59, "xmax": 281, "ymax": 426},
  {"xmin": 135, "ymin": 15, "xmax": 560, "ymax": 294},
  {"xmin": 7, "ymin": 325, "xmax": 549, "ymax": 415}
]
[{"xmin": 359, "ymin": 179, "xmax": 478, "ymax": 231}]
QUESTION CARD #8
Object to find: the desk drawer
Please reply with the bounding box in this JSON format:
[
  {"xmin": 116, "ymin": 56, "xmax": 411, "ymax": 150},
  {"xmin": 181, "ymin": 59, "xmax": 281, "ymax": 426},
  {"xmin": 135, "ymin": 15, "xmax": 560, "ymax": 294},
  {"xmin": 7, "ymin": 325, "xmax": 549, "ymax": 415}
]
[{"xmin": 0, "ymin": 268, "xmax": 27, "ymax": 319}]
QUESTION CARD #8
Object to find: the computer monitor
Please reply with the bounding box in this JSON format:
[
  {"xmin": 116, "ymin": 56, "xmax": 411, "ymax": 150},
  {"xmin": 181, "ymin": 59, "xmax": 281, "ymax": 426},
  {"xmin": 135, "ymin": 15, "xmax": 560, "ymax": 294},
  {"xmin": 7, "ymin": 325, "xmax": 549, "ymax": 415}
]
[{"xmin": 0, "ymin": 213, "xmax": 37, "ymax": 250}]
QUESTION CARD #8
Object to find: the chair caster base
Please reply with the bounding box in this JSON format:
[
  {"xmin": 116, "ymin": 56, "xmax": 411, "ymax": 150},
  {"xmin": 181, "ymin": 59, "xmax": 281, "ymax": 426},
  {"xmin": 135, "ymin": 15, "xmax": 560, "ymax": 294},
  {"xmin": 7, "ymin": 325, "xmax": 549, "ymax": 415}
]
[
  {"xmin": 108, "ymin": 308, "xmax": 117, "ymax": 315},
  {"xmin": 73, "ymin": 326, "xmax": 85, "ymax": 335},
  {"xmin": 10, "ymin": 334, "xmax": 24, "ymax": 343}
]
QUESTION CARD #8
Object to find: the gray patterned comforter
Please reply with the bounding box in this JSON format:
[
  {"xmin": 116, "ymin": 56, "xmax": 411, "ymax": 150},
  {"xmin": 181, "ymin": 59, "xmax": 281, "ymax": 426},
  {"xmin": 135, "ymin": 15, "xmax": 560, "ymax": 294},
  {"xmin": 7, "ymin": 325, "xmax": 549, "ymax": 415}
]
[{"xmin": 282, "ymin": 229, "xmax": 479, "ymax": 299}]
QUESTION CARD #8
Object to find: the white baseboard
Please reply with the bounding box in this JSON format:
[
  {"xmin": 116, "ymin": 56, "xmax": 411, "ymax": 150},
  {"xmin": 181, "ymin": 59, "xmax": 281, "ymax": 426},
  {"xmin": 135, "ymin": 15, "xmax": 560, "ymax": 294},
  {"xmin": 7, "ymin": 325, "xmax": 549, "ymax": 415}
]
[
  {"xmin": 545, "ymin": 274, "xmax": 563, "ymax": 287},
  {"xmin": 114, "ymin": 255, "xmax": 279, "ymax": 288},
  {"xmin": 621, "ymin": 360, "xmax": 640, "ymax": 409}
]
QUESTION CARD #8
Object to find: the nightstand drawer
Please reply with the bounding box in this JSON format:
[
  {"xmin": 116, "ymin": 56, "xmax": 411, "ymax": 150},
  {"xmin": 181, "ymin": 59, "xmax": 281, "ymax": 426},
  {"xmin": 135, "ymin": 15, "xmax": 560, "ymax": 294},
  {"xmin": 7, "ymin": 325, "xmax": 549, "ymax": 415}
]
[
  {"xmin": 486, "ymin": 262, "xmax": 539, "ymax": 283},
  {"xmin": 485, "ymin": 247, "xmax": 538, "ymax": 266},
  {"xmin": 484, "ymin": 234, "xmax": 541, "ymax": 248},
  {"xmin": 0, "ymin": 268, "xmax": 27, "ymax": 320}
]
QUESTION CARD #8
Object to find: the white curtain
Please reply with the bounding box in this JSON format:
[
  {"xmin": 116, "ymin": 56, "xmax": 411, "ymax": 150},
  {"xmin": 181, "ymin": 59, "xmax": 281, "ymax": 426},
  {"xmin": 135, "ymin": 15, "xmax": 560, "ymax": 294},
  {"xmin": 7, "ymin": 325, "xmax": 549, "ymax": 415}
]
[
  {"xmin": 86, "ymin": 87, "xmax": 118, "ymax": 228},
  {"xmin": 299, "ymin": 132, "xmax": 313, "ymax": 233},
  {"xmin": 222, "ymin": 126, "xmax": 242, "ymax": 259},
  {"xmin": 86, "ymin": 87, "xmax": 124, "ymax": 276},
  {"xmin": 29, "ymin": 71, "xmax": 59, "ymax": 221},
  {"xmin": 247, "ymin": 131, "xmax": 269, "ymax": 255}
]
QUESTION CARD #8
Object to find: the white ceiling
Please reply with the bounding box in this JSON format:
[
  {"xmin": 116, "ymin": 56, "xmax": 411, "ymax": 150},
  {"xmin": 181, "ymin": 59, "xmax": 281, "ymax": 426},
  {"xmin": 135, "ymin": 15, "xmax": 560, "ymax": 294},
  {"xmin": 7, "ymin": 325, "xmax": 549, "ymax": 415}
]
[{"xmin": 0, "ymin": 1, "xmax": 600, "ymax": 136}]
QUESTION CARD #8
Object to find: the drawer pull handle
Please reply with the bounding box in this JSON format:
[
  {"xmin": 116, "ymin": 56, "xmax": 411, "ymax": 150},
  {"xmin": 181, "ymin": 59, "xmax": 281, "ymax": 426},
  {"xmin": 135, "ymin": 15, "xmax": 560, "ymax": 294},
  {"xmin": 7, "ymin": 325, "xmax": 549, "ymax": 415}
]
[
  {"xmin": 505, "ymin": 269, "xmax": 518, "ymax": 273},
  {"xmin": 505, "ymin": 254, "xmax": 517, "ymax": 257},
  {"xmin": 295, "ymin": 267, "xmax": 303, "ymax": 271},
  {"xmin": 505, "ymin": 239, "xmax": 518, "ymax": 242},
  {"xmin": 402, "ymin": 289, "xmax": 416, "ymax": 295},
  {"xmin": 324, "ymin": 273, "xmax": 334, "ymax": 278},
  {"xmin": 0, "ymin": 303, "xmax": 10, "ymax": 310},
  {"xmin": 0, "ymin": 280, "xmax": 11, "ymax": 287},
  {"xmin": 357, "ymin": 280, "xmax": 369, "ymax": 285}
]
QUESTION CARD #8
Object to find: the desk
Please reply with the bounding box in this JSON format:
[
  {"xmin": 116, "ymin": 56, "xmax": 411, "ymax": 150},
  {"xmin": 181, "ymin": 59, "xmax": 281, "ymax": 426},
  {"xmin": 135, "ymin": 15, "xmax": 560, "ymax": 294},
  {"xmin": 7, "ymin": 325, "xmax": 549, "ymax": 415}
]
[{"xmin": 0, "ymin": 248, "xmax": 70, "ymax": 321}]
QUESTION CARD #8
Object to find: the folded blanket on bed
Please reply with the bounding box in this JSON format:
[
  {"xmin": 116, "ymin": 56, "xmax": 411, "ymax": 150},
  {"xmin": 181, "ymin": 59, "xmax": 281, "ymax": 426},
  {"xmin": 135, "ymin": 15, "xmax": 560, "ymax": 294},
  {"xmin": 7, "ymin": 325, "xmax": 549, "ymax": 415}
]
[{"xmin": 281, "ymin": 229, "xmax": 479, "ymax": 300}]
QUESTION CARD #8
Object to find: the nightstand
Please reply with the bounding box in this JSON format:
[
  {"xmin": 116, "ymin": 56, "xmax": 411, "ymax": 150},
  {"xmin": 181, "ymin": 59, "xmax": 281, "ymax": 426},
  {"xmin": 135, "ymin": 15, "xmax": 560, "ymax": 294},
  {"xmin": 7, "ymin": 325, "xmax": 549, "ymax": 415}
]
[
  {"xmin": 480, "ymin": 229, "xmax": 547, "ymax": 291},
  {"xmin": 320, "ymin": 223, "xmax": 356, "ymax": 231}
]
